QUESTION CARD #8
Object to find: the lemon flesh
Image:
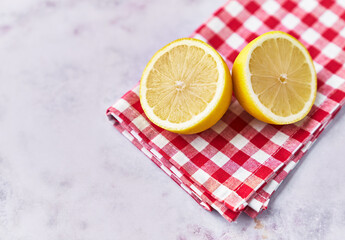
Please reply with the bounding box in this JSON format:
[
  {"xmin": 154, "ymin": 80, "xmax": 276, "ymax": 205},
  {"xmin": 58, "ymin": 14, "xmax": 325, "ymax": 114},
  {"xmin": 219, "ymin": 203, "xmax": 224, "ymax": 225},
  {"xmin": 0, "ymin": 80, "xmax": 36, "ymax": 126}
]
[
  {"xmin": 140, "ymin": 38, "xmax": 232, "ymax": 134},
  {"xmin": 232, "ymin": 31, "xmax": 317, "ymax": 124}
]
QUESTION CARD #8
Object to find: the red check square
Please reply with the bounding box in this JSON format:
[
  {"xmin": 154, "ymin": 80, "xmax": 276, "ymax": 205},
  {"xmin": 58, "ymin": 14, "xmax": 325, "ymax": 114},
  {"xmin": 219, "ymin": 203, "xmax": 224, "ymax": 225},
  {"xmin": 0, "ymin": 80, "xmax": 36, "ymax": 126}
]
[{"xmin": 191, "ymin": 153, "xmax": 209, "ymax": 168}]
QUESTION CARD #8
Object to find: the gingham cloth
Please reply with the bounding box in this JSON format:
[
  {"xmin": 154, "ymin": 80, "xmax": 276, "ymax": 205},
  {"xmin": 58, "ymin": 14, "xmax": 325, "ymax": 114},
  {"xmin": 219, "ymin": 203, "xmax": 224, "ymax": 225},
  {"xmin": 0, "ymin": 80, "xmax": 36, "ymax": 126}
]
[{"xmin": 107, "ymin": 0, "xmax": 345, "ymax": 222}]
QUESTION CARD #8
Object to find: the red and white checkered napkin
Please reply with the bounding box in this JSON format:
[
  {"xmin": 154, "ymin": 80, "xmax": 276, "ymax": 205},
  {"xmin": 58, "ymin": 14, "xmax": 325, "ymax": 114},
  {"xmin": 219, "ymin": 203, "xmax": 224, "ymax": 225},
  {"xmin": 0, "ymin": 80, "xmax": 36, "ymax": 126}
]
[{"xmin": 107, "ymin": 0, "xmax": 345, "ymax": 222}]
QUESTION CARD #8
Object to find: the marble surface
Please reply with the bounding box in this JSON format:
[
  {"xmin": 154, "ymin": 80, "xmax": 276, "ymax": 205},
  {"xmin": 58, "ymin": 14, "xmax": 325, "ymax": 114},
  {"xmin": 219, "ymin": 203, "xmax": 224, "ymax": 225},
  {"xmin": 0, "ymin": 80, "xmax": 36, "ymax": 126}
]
[{"xmin": 1, "ymin": 0, "xmax": 345, "ymax": 239}]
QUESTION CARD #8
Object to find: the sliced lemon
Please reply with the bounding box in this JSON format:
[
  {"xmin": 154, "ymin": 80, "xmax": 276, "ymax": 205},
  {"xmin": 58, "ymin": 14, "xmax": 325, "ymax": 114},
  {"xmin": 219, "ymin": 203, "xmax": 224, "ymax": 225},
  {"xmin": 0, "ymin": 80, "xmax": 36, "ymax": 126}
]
[
  {"xmin": 139, "ymin": 38, "xmax": 232, "ymax": 134},
  {"xmin": 232, "ymin": 31, "xmax": 317, "ymax": 124}
]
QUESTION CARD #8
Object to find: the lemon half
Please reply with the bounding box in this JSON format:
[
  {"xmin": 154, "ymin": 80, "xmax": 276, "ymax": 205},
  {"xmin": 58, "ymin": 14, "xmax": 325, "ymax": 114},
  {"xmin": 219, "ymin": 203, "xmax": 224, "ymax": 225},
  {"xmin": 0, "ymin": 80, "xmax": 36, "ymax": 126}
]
[
  {"xmin": 232, "ymin": 31, "xmax": 317, "ymax": 124},
  {"xmin": 140, "ymin": 38, "xmax": 232, "ymax": 134}
]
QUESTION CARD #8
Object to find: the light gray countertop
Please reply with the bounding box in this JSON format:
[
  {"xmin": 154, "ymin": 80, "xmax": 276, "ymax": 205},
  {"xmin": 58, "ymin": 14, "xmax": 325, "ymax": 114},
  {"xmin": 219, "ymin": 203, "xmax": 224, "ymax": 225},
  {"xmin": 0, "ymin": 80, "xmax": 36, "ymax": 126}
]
[{"xmin": 1, "ymin": 0, "xmax": 345, "ymax": 239}]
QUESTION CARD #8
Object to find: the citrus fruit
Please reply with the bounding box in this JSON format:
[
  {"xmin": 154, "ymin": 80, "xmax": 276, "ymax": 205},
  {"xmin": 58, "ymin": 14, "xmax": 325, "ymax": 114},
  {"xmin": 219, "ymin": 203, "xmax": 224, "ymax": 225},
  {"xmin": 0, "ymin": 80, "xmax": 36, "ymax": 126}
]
[
  {"xmin": 139, "ymin": 38, "xmax": 232, "ymax": 134},
  {"xmin": 232, "ymin": 31, "xmax": 317, "ymax": 125}
]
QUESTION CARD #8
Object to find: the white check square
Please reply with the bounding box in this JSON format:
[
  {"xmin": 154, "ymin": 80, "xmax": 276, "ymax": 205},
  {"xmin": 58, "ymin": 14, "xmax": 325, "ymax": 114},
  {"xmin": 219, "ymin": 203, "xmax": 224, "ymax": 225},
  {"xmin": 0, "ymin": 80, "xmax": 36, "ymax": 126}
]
[
  {"xmin": 284, "ymin": 160, "xmax": 296, "ymax": 173},
  {"xmin": 314, "ymin": 93, "xmax": 327, "ymax": 107},
  {"xmin": 341, "ymin": 26, "xmax": 345, "ymax": 38},
  {"xmin": 244, "ymin": 16, "xmax": 262, "ymax": 32},
  {"xmin": 226, "ymin": 33, "xmax": 245, "ymax": 49},
  {"xmin": 337, "ymin": 0, "xmax": 345, "ymax": 8},
  {"xmin": 262, "ymin": 1, "xmax": 280, "ymax": 14},
  {"xmin": 192, "ymin": 169, "xmax": 211, "ymax": 184},
  {"xmin": 207, "ymin": 17, "xmax": 225, "ymax": 33},
  {"xmin": 212, "ymin": 120, "xmax": 228, "ymax": 134},
  {"xmin": 172, "ymin": 152, "xmax": 189, "ymax": 166},
  {"xmin": 213, "ymin": 185, "xmax": 232, "ymax": 201},
  {"xmin": 327, "ymin": 75, "xmax": 345, "ymax": 88},
  {"xmin": 248, "ymin": 198, "xmax": 263, "ymax": 212},
  {"xmin": 249, "ymin": 119, "xmax": 266, "ymax": 132},
  {"xmin": 230, "ymin": 134, "xmax": 249, "ymax": 149},
  {"xmin": 263, "ymin": 180, "xmax": 279, "ymax": 194},
  {"xmin": 301, "ymin": 28, "xmax": 320, "ymax": 45},
  {"xmin": 225, "ymin": 1, "xmax": 244, "ymax": 16},
  {"xmin": 282, "ymin": 13, "xmax": 300, "ymax": 29},
  {"xmin": 151, "ymin": 134, "xmax": 169, "ymax": 148},
  {"xmin": 211, "ymin": 151, "xmax": 229, "ymax": 167},
  {"xmin": 232, "ymin": 167, "xmax": 252, "ymax": 182},
  {"xmin": 190, "ymin": 137, "xmax": 209, "ymax": 152},
  {"xmin": 323, "ymin": 43, "xmax": 342, "ymax": 59},
  {"xmin": 299, "ymin": 0, "xmax": 317, "ymax": 12},
  {"xmin": 115, "ymin": 99, "xmax": 130, "ymax": 112},
  {"xmin": 132, "ymin": 115, "xmax": 150, "ymax": 131},
  {"xmin": 271, "ymin": 132, "xmax": 289, "ymax": 145},
  {"xmin": 320, "ymin": 10, "xmax": 338, "ymax": 27},
  {"xmin": 252, "ymin": 150, "xmax": 271, "ymax": 164}
]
